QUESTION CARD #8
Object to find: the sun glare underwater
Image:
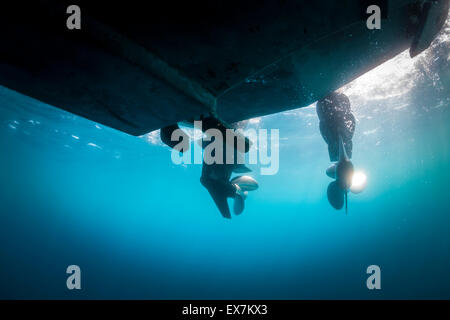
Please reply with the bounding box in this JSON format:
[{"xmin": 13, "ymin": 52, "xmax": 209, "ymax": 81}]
[{"xmin": 1, "ymin": 18, "xmax": 449, "ymax": 300}]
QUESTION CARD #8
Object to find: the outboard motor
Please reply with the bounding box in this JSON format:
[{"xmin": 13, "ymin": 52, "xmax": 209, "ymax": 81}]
[{"xmin": 317, "ymin": 92, "xmax": 365, "ymax": 213}]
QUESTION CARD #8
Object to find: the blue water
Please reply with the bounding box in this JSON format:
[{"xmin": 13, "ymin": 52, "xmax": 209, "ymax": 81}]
[{"xmin": 1, "ymin": 51, "xmax": 449, "ymax": 299}]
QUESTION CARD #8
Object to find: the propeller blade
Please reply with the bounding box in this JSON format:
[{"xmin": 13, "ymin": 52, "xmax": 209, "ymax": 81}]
[{"xmin": 327, "ymin": 181, "xmax": 345, "ymax": 210}]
